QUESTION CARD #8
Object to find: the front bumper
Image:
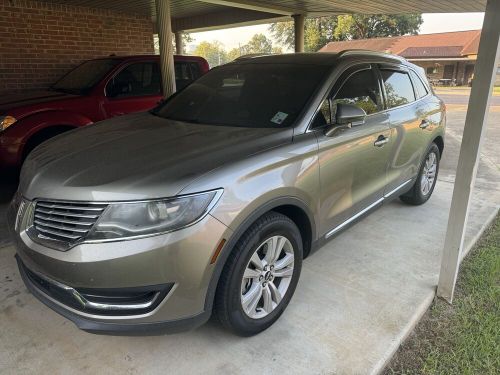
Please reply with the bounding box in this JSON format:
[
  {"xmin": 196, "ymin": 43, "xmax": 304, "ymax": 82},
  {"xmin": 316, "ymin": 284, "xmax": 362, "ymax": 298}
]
[{"xmin": 8, "ymin": 202, "xmax": 232, "ymax": 334}]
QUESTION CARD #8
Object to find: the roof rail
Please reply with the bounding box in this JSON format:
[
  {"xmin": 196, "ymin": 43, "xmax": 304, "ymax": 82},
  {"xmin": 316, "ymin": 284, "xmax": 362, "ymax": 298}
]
[
  {"xmin": 338, "ymin": 49, "xmax": 407, "ymax": 63},
  {"xmin": 234, "ymin": 53, "xmax": 271, "ymax": 61}
]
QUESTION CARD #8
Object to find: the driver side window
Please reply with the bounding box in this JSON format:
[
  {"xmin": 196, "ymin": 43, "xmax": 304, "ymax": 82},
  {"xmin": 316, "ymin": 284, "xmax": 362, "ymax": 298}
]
[
  {"xmin": 331, "ymin": 68, "xmax": 381, "ymax": 117},
  {"xmin": 106, "ymin": 62, "xmax": 161, "ymax": 98}
]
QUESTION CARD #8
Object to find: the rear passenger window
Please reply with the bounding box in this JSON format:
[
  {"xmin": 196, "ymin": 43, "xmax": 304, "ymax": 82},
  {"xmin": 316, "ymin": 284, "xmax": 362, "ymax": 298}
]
[
  {"xmin": 175, "ymin": 62, "xmax": 193, "ymax": 90},
  {"xmin": 409, "ymin": 70, "xmax": 429, "ymax": 99},
  {"xmin": 332, "ymin": 69, "xmax": 381, "ymax": 115},
  {"xmin": 381, "ymin": 70, "xmax": 415, "ymax": 108},
  {"xmin": 189, "ymin": 62, "xmax": 201, "ymax": 79}
]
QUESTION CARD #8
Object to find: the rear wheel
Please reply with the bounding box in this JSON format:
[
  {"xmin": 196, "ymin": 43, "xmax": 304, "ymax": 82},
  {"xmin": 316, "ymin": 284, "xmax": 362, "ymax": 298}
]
[
  {"xmin": 215, "ymin": 212, "xmax": 302, "ymax": 336},
  {"xmin": 400, "ymin": 143, "xmax": 440, "ymax": 205}
]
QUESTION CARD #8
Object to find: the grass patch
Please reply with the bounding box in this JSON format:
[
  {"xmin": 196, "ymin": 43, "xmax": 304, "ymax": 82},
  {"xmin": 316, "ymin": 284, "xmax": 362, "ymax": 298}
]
[
  {"xmin": 385, "ymin": 214, "xmax": 500, "ymax": 375},
  {"xmin": 494, "ymin": 86, "xmax": 500, "ymax": 94}
]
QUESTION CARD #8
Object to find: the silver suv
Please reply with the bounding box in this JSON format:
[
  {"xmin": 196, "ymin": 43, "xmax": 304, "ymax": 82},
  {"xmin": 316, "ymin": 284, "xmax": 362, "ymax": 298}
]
[{"xmin": 8, "ymin": 51, "xmax": 445, "ymax": 336}]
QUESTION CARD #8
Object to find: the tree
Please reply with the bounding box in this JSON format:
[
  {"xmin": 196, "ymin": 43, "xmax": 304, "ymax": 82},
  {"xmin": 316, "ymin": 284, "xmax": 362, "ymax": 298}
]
[
  {"xmin": 243, "ymin": 33, "xmax": 274, "ymax": 54},
  {"xmin": 270, "ymin": 17, "xmax": 339, "ymax": 52},
  {"xmin": 334, "ymin": 14, "xmax": 422, "ymax": 40},
  {"xmin": 226, "ymin": 34, "xmax": 282, "ymax": 62},
  {"xmin": 227, "ymin": 47, "xmax": 242, "ymax": 61},
  {"xmin": 153, "ymin": 32, "xmax": 193, "ymax": 54},
  {"xmin": 269, "ymin": 14, "xmax": 422, "ymax": 51},
  {"xmin": 193, "ymin": 41, "xmax": 228, "ymax": 67}
]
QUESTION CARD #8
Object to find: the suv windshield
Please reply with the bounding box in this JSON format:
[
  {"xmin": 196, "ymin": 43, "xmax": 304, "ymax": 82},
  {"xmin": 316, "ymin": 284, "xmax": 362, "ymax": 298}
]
[
  {"xmin": 51, "ymin": 59, "xmax": 120, "ymax": 94},
  {"xmin": 154, "ymin": 63, "xmax": 329, "ymax": 128}
]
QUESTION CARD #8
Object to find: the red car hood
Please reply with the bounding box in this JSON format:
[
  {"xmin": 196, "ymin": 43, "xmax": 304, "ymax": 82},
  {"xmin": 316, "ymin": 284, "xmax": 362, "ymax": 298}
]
[{"xmin": 0, "ymin": 90, "xmax": 79, "ymax": 113}]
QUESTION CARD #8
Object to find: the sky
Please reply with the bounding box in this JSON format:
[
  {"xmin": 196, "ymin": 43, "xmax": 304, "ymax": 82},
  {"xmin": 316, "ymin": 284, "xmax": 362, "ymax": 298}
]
[{"xmin": 188, "ymin": 13, "xmax": 485, "ymax": 51}]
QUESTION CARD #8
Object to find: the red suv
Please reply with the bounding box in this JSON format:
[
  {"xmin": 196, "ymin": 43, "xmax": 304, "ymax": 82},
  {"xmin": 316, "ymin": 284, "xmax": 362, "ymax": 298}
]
[{"xmin": 0, "ymin": 55, "xmax": 209, "ymax": 170}]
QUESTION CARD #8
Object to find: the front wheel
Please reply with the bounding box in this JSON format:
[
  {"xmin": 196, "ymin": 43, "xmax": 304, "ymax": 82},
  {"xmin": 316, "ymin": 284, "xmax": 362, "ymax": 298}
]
[
  {"xmin": 215, "ymin": 212, "xmax": 302, "ymax": 336},
  {"xmin": 400, "ymin": 143, "xmax": 440, "ymax": 205}
]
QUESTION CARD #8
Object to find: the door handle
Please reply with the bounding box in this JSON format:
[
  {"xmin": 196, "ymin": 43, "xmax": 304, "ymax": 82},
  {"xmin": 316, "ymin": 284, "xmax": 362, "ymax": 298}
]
[
  {"xmin": 419, "ymin": 119, "xmax": 430, "ymax": 129},
  {"xmin": 374, "ymin": 135, "xmax": 389, "ymax": 147}
]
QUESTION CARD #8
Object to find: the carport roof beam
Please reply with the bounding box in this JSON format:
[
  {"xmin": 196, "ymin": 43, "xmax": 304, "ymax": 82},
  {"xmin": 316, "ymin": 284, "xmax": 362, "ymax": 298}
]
[{"xmin": 437, "ymin": 0, "xmax": 500, "ymax": 303}]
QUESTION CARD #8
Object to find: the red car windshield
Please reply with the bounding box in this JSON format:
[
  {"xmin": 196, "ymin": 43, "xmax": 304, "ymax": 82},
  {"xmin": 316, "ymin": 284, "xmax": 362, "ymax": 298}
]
[{"xmin": 51, "ymin": 59, "xmax": 119, "ymax": 94}]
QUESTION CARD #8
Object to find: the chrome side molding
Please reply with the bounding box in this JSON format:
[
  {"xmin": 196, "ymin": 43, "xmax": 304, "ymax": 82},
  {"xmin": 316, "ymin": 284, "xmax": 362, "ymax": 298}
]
[{"xmin": 325, "ymin": 179, "xmax": 413, "ymax": 239}]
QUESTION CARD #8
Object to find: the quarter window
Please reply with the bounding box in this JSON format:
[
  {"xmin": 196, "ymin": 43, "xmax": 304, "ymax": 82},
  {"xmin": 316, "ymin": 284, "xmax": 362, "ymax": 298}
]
[
  {"xmin": 311, "ymin": 99, "xmax": 331, "ymax": 128},
  {"xmin": 381, "ymin": 70, "xmax": 415, "ymax": 108},
  {"xmin": 409, "ymin": 70, "xmax": 429, "ymax": 99},
  {"xmin": 332, "ymin": 69, "xmax": 381, "ymax": 115}
]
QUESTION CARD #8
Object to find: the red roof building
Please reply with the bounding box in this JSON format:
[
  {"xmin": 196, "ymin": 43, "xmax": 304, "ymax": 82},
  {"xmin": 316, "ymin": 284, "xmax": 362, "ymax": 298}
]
[{"xmin": 320, "ymin": 30, "xmax": 482, "ymax": 85}]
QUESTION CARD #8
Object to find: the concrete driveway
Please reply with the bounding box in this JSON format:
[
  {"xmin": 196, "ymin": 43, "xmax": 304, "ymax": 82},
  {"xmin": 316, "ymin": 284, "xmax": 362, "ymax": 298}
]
[{"xmin": 0, "ymin": 92, "xmax": 498, "ymax": 375}]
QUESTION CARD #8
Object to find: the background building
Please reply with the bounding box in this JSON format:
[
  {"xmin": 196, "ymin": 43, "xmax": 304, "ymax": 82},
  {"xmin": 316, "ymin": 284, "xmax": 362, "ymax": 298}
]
[{"xmin": 320, "ymin": 30, "xmax": 487, "ymax": 86}]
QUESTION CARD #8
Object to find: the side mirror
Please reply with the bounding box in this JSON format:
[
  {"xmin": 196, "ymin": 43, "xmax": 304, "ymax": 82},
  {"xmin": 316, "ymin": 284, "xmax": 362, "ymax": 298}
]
[
  {"xmin": 335, "ymin": 103, "xmax": 366, "ymax": 126},
  {"xmin": 325, "ymin": 103, "xmax": 366, "ymax": 137}
]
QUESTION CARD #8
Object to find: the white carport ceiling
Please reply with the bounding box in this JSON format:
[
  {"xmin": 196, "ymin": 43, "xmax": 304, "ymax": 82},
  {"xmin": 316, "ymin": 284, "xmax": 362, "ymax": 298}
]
[
  {"xmin": 38, "ymin": 0, "xmax": 488, "ymax": 32},
  {"xmin": 41, "ymin": 0, "xmax": 487, "ymax": 18}
]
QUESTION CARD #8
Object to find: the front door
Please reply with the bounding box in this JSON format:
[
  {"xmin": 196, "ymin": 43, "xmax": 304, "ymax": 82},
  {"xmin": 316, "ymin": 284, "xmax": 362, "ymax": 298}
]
[{"xmin": 314, "ymin": 65, "xmax": 392, "ymax": 237}]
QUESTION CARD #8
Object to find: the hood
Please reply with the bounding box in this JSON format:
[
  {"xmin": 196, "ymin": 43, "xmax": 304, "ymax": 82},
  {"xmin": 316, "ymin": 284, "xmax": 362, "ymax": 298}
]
[
  {"xmin": 20, "ymin": 112, "xmax": 292, "ymax": 201},
  {"xmin": 0, "ymin": 90, "xmax": 79, "ymax": 113}
]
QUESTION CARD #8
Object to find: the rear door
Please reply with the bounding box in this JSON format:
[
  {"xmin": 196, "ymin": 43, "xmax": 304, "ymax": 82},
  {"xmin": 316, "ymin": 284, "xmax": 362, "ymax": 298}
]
[
  {"xmin": 314, "ymin": 64, "xmax": 392, "ymax": 237},
  {"xmin": 101, "ymin": 61, "xmax": 163, "ymax": 118},
  {"xmin": 379, "ymin": 65, "xmax": 432, "ymax": 195}
]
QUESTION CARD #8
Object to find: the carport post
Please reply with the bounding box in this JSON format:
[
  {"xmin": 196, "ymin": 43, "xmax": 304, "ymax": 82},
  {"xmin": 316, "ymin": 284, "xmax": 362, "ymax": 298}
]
[
  {"xmin": 155, "ymin": 0, "xmax": 176, "ymax": 97},
  {"xmin": 293, "ymin": 14, "xmax": 305, "ymax": 52},
  {"xmin": 437, "ymin": 0, "xmax": 500, "ymax": 303},
  {"xmin": 175, "ymin": 32, "xmax": 184, "ymax": 55}
]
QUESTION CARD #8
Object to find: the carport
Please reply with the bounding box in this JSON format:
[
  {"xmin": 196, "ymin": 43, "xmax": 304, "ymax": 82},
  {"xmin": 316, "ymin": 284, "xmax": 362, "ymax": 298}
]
[{"xmin": 0, "ymin": 0, "xmax": 499, "ymax": 373}]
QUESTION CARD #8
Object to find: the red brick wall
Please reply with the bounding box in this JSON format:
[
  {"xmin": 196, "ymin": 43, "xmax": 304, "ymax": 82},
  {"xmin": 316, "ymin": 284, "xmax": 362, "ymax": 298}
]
[{"xmin": 0, "ymin": 0, "xmax": 154, "ymax": 94}]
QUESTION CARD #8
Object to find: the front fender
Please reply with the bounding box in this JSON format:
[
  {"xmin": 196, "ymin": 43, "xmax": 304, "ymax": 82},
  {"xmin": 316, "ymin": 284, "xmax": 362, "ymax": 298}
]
[{"xmin": 13, "ymin": 110, "xmax": 93, "ymax": 142}]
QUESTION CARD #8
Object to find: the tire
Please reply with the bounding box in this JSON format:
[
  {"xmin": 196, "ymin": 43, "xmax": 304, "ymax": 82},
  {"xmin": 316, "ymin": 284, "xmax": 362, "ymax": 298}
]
[
  {"xmin": 215, "ymin": 211, "xmax": 303, "ymax": 336},
  {"xmin": 400, "ymin": 143, "xmax": 440, "ymax": 205}
]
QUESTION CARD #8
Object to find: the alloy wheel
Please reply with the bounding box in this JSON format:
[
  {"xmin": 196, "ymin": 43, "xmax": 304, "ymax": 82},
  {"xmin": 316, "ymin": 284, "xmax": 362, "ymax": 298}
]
[
  {"xmin": 240, "ymin": 235, "xmax": 295, "ymax": 319},
  {"xmin": 420, "ymin": 151, "xmax": 437, "ymax": 196}
]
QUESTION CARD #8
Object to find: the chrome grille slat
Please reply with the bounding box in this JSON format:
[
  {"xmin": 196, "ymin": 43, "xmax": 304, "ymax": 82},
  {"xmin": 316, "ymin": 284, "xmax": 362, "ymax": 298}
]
[
  {"xmin": 34, "ymin": 220, "xmax": 90, "ymax": 233},
  {"xmin": 32, "ymin": 200, "xmax": 108, "ymax": 248},
  {"xmin": 36, "ymin": 202, "xmax": 106, "ymax": 211},
  {"xmin": 34, "ymin": 213, "xmax": 94, "ymax": 226},
  {"xmin": 35, "ymin": 226, "xmax": 81, "ymax": 240},
  {"xmin": 36, "ymin": 207, "xmax": 100, "ymax": 219}
]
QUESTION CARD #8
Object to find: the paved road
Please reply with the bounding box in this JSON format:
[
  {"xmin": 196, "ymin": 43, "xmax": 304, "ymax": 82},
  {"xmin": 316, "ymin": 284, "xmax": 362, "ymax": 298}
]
[{"xmin": 435, "ymin": 89, "xmax": 500, "ymax": 106}]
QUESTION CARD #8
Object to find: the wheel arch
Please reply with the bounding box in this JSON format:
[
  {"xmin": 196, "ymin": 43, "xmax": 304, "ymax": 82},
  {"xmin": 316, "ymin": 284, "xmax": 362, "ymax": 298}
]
[
  {"xmin": 433, "ymin": 135, "xmax": 444, "ymax": 158},
  {"xmin": 204, "ymin": 196, "xmax": 316, "ymax": 314},
  {"xmin": 21, "ymin": 124, "xmax": 78, "ymax": 160}
]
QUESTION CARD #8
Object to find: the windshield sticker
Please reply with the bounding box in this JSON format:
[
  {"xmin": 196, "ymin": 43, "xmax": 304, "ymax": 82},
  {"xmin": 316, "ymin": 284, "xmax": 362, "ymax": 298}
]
[{"xmin": 270, "ymin": 111, "xmax": 288, "ymax": 125}]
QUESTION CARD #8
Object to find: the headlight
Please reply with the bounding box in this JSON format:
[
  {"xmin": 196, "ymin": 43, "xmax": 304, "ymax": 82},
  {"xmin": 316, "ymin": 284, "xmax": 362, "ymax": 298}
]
[
  {"xmin": 0, "ymin": 115, "xmax": 17, "ymax": 132},
  {"xmin": 86, "ymin": 189, "xmax": 222, "ymax": 241}
]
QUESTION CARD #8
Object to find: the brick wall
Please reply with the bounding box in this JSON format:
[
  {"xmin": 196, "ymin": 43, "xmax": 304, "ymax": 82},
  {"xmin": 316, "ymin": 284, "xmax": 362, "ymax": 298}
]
[{"xmin": 0, "ymin": 0, "xmax": 154, "ymax": 94}]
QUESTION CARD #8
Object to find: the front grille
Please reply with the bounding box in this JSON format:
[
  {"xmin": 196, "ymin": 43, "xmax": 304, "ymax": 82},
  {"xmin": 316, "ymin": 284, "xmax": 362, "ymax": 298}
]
[{"xmin": 32, "ymin": 200, "xmax": 107, "ymax": 246}]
